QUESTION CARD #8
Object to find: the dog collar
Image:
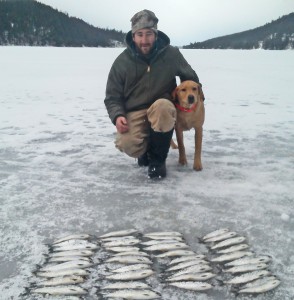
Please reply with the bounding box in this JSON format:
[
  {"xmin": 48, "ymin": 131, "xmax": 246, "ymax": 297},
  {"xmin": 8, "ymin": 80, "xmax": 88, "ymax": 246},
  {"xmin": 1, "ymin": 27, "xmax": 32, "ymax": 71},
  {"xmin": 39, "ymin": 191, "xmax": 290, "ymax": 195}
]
[{"xmin": 174, "ymin": 102, "xmax": 197, "ymax": 112}]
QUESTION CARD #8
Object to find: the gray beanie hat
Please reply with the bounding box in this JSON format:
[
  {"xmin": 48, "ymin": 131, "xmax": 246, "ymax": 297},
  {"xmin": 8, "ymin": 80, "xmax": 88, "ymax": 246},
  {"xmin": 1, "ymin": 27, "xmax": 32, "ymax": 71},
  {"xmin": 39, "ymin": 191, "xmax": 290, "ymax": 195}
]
[{"xmin": 131, "ymin": 9, "xmax": 158, "ymax": 34}]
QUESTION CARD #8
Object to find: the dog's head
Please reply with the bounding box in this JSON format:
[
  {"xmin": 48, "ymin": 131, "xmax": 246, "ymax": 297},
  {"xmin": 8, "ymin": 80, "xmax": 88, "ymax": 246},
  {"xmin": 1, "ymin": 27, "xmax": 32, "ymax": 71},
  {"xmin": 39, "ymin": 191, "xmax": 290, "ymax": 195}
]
[{"xmin": 172, "ymin": 80, "xmax": 204, "ymax": 109}]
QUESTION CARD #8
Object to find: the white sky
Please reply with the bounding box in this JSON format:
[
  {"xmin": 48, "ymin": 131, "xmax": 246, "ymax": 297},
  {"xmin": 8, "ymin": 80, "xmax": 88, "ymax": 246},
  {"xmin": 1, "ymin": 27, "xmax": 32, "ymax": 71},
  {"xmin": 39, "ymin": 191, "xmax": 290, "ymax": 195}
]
[{"xmin": 37, "ymin": 0, "xmax": 294, "ymax": 46}]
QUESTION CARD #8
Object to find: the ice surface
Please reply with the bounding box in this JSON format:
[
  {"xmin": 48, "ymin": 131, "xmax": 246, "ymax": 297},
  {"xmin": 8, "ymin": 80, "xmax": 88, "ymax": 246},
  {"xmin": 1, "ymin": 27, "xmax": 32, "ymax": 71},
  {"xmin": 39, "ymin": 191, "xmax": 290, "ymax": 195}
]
[{"xmin": 0, "ymin": 47, "xmax": 293, "ymax": 299}]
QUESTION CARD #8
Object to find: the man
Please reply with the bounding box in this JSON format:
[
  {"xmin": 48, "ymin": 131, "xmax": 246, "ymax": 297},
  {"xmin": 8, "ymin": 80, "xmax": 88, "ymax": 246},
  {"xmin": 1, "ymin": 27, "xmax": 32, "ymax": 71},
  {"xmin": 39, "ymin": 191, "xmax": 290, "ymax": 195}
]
[{"xmin": 104, "ymin": 9, "xmax": 201, "ymax": 178}]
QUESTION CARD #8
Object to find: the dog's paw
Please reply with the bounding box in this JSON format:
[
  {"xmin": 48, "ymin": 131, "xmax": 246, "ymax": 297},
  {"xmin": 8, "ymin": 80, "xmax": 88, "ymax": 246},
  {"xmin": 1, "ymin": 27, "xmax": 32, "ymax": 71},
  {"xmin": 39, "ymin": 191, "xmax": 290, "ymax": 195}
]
[
  {"xmin": 193, "ymin": 162, "xmax": 203, "ymax": 171},
  {"xmin": 170, "ymin": 139, "xmax": 178, "ymax": 149},
  {"xmin": 178, "ymin": 158, "xmax": 188, "ymax": 166}
]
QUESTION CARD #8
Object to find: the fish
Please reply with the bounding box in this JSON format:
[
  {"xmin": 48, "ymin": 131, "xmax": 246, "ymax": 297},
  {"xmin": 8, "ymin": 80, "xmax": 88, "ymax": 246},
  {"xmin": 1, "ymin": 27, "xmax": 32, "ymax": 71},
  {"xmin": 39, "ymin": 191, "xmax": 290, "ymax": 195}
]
[
  {"xmin": 53, "ymin": 242, "xmax": 99, "ymax": 252},
  {"xmin": 143, "ymin": 235, "xmax": 183, "ymax": 241},
  {"xmin": 105, "ymin": 255, "xmax": 152, "ymax": 265},
  {"xmin": 203, "ymin": 231, "xmax": 237, "ymax": 243},
  {"xmin": 210, "ymin": 236, "xmax": 246, "ymax": 250},
  {"xmin": 101, "ymin": 281, "xmax": 151, "ymax": 290},
  {"xmin": 144, "ymin": 231, "xmax": 182, "ymax": 237},
  {"xmin": 211, "ymin": 251, "xmax": 254, "ymax": 263},
  {"xmin": 40, "ymin": 260, "xmax": 93, "ymax": 272},
  {"xmin": 168, "ymin": 281, "xmax": 212, "ymax": 291},
  {"xmin": 202, "ymin": 228, "xmax": 230, "ymax": 240},
  {"xmin": 99, "ymin": 229, "xmax": 138, "ymax": 239},
  {"xmin": 103, "ymin": 289, "xmax": 160, "ymax": 299},
  {"xmin": 104, "ymin": 246, "xmax": 140, "ymax": 253},
  {"xmin": 171, "ymin": 264, "xmax": 212, "ymax": 277},
  {"xmin": 155, "ymin": 250, "xmax": 195, "ymax": 258},
  {"xmin": 224, "ymin": 255, "xmax": 272, "ymax": 267},
  {"xmin": 141, "ymin": 239, "xmax": 183, "ymax": 246},
  {"xmin": 52, "ymin": 234, "xmax": 91, "ymax": 245},
  {"xmin": 112, "ymin": 251, "xmax": 149, "ymax": 257},
  {"xmin": 144, "ymin": 242, "xmax": 189, "ymax": 252},
  {"xmin": 166, "ymin": 272, "xmax": 216, "ymax": 282},
  {"xmin": 32, "ymin": 285, "xmax": 88, "ymax": 295},
  {"xmin": 239, "ymin": 275, "xmax": 277, "ymax": 289},
  {"xmin": 223, "ymin": 263, "xmax": 268, "ymax": 274},
  {"xmin": 101, "ymin": 235, "xmax": 139, "ymax": 242},
  {"xmin": 224, "ymin": 270, "xmax": 271, "ymax": 285},
  {"xmin": 103, "ymin": 238, "xmax": 140, "ymax": 247},
  {"xmin": 166, "ymin": 259, "xmax": 209, "ymax": 272},
  {"xmin": 48, "ymin": 256, "xmax": 92, "ymax": 263},
  {"xmin": 52, "ymin": 239, "xmax": 94, "ymax": 248},
  {"xmin": 216, "ymin": 244, "xmax": 249, "ymax": 254},
  {"xmin": 38, "ymin": 275, "xmax": 85, "ymax": 286},
  {"xmin": 238, "ymin": 278, "xmax": 280, "ymax": 294},
  {"xmin": 105, "ymin": 269, "xmax": 154, "ymax": 281},
  {"xmin": 111, "ymin": 264, "xmax": 151, "ymax": 273},
  {"xmin": 168, "ymin": 254, "xmax": 206, "ymax": 265},
  {"xmin": 49, "ymin": 250, "xmax": 94, "ymax": 257},
  {"xmin": 36, "ymin": 268, "xmax": 90, "ymax": 278}
]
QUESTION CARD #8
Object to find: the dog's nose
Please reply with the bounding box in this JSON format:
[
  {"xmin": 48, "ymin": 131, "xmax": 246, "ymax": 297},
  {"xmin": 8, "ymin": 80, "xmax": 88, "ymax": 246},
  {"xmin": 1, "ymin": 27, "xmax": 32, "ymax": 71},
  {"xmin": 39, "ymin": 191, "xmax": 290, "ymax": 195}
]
[{"xmin": 188, "ymin": 95, "xmax": 195, "ymax": 104}]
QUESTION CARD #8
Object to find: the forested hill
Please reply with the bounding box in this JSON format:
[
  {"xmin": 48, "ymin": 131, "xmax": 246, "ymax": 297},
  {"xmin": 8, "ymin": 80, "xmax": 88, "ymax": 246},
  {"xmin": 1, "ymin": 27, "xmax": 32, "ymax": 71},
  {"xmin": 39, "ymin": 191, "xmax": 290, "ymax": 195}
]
[
  {"xmin": 0, "ymin": 0, "xmax": 126, "ymax": 47},
  {"xmin": 184, "ymin": 13, "xmax": 294, "ymax": 50}
]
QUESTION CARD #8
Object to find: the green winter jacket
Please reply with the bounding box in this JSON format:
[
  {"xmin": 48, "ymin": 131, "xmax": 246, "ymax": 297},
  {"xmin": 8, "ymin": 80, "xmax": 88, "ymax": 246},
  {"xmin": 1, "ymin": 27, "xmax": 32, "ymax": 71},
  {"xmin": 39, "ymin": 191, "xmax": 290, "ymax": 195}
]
[{"xmin": 104, "ymin": 30, "xmax": 200, "ymax": 124}]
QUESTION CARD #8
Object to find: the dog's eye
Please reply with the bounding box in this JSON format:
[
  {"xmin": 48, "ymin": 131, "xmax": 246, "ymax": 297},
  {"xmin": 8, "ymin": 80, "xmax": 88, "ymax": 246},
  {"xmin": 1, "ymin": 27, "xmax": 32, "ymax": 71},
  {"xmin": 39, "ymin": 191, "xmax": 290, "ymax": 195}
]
[
  {"xmin": 180, "ymin": 88, "xmax": 186, "ymax": 92},
  {"xmin": 192, "ymin": 87, "xmax": 198, "ymax": 91}
]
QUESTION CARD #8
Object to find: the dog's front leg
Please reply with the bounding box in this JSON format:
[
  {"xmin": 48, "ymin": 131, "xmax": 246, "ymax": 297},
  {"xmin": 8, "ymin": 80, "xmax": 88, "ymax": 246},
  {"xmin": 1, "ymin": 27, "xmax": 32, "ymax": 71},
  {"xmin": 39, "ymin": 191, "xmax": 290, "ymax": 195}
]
[
  {"xmin": 175, "ymin": 127, "xmax": 187, "ymax": 165},
  {"xmin": 193, "ymin": 127, "xmax": 203, "ymax": 171}
]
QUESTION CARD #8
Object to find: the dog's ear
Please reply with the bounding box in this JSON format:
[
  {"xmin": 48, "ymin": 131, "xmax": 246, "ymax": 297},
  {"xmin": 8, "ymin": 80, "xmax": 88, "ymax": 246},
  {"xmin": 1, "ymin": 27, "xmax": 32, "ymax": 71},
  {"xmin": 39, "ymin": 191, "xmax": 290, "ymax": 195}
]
[
  {"xmin": 198, "ymin": 84, "xmax": 205, "ymax": 102},
  {"xmin": 171, "ymin": 87, "xmax": 178, "ymax": 102}
]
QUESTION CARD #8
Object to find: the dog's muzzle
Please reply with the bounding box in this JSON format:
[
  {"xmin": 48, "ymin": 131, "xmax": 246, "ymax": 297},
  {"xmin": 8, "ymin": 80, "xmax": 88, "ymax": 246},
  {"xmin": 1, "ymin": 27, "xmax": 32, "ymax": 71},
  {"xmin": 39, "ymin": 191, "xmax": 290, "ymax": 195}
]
[{"xmin": 188, "ymin": 95, "xmax": 195, "ymax": 104}]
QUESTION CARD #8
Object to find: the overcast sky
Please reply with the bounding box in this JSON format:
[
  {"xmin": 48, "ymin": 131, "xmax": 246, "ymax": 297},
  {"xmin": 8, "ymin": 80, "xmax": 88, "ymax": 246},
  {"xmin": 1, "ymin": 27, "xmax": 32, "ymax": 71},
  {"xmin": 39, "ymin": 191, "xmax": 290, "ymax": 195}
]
[{"xmin": 37, "ymin": 0, "xmax": 294, "ymax": 46}]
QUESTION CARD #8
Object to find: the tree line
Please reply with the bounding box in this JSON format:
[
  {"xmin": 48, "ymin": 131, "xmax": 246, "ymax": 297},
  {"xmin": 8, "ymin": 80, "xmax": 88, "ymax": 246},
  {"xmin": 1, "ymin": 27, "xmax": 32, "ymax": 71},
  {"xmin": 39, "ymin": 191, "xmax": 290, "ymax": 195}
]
[
  {"xmin": 184, "ymin": 13, "xmax": 294, "ymax": 50},
  {"xmin": 0, "ymin": 0, "xmax": 126, "ymax": 47}
]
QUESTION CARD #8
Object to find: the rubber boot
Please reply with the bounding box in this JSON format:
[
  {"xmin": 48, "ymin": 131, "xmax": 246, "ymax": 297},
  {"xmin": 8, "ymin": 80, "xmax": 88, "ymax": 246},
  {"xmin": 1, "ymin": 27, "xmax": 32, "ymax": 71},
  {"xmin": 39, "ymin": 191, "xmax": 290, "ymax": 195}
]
[
  {"xmin": 137, "ymin": 151, "xmax": 149, "ymax": 167},
  {"xmin": 148, "ymin": 128, "xmax": 174, "ymax": 179}
]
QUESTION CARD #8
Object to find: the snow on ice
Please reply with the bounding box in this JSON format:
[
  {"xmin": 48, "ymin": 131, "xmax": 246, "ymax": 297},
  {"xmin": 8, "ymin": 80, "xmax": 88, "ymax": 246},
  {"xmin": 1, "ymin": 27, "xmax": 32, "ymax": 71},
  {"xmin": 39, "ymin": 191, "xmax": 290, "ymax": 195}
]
[{"xmin": 0, "ymin": 46, "xmax": 293, "ymax": 299}]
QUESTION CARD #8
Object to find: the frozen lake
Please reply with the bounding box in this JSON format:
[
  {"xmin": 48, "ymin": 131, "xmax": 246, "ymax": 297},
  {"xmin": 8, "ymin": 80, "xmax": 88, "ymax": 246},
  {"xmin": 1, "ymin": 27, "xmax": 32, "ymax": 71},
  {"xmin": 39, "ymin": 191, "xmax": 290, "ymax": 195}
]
[{"xmin": 0, "ymin": 47, "xmax": 293, "ymax": 299}]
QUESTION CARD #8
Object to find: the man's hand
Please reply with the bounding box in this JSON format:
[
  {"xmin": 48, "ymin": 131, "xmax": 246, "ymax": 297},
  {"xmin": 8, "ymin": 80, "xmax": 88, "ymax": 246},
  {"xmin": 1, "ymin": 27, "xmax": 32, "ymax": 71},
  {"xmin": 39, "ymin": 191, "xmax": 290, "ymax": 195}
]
[{"xmin": 116, "ymin": 116, "xmax": 129, "ymax": 134}]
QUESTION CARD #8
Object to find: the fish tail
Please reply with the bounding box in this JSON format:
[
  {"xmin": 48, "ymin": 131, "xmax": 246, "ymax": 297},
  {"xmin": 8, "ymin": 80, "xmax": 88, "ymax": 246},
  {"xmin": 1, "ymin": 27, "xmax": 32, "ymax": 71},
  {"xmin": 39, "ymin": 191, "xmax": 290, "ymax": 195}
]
[
  {"xmin": 215, "ymin": 278, "xmax": 225, "ymax": 286},
  {"xmin": 198, "ymin": 237, "xmax": 206, "ymax": 244},
  {"xmin": 230, "ymin": 287, "xmax": 240, "ymax": 296},
  {"xmin": 212, "ymin": 265, "xmax": 223, "ymax": 274},
  {"xmin": 155, "ymin": 271, "xmax": 169, "ymax": 283},
  {"xmin": 21, "ymin": 287, "xmax": 31, "ymax": 297}
]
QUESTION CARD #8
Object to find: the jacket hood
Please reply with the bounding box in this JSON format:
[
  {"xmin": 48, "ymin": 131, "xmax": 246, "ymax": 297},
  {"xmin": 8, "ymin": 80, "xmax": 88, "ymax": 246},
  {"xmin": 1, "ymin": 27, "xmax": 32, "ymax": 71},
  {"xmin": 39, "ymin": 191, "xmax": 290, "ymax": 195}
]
[{"xmin": 125, "ymin": 30, "xmax": 170, "ymax": 55}]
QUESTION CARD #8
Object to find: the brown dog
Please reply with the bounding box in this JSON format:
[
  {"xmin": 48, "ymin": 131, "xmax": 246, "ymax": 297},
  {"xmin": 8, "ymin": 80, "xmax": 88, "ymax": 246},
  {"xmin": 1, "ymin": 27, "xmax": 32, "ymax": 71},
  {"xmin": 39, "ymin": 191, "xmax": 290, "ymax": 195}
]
[{"xmin": 171, "ymin": 80, "xmax": 205, "ymax": 171}]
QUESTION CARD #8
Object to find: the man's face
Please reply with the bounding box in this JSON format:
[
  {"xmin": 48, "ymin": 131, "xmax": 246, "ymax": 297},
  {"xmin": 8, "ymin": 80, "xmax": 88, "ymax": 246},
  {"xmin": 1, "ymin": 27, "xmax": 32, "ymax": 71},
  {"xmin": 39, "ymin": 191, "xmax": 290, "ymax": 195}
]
[{"xmin": 133, "ymin": 29, "xmax": 156, "ymax": 55}]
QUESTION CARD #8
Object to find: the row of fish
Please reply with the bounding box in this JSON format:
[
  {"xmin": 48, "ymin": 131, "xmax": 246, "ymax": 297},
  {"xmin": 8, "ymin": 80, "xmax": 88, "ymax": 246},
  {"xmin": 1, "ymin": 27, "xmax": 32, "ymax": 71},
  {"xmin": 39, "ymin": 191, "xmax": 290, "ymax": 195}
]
[
  {"xmin": 201, "ymin": 228, "xmax": 281, "ymax": 294},
  {"xmin": 99, "ymin": 229, "xmax": 161, "ymax": 299},
  {"xmin": 140, "ymin": 231, "xmax": 216, "ymax": 292},
  {"xmin": 30, "ymin": 233, "xmax": 96, "ymax": 297}
]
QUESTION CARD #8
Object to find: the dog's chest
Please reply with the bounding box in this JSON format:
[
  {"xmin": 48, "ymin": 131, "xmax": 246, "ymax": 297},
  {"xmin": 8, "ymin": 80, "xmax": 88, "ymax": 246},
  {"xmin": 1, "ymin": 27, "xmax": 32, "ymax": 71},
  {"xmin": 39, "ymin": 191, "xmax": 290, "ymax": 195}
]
[{"xmin": 176, "ymin": 112, "xmax": 196, "ymax": 131}]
